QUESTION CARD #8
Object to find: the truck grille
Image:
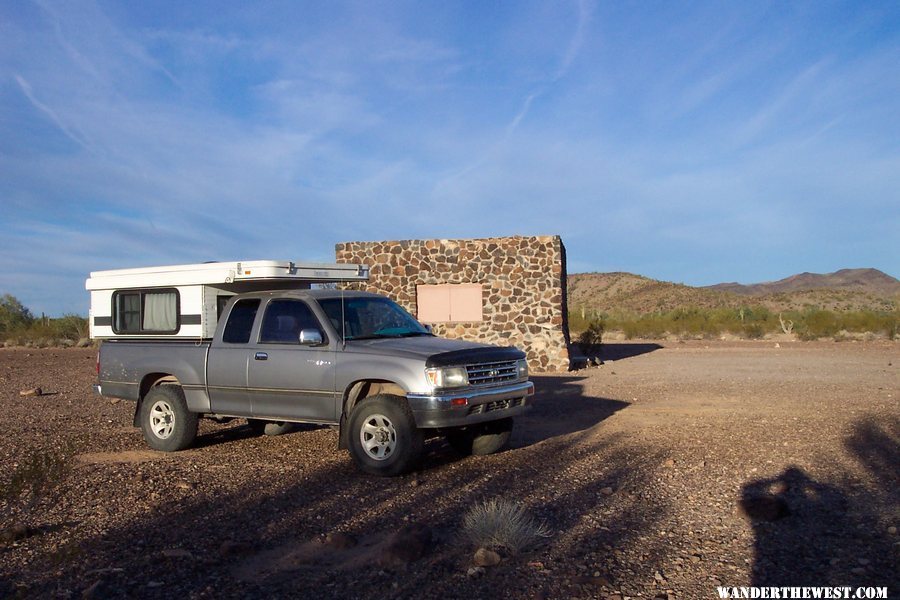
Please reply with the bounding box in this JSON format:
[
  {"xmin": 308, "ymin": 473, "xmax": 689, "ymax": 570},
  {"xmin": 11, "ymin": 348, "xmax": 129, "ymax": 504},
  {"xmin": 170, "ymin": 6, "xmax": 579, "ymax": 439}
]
[
  {"xmin": 468, "ymin": 397, "xmax": 524, "ymax": 416},
  {"xmin": 466, "ymin": 360, "xmax": 519, "ymax": 386}
]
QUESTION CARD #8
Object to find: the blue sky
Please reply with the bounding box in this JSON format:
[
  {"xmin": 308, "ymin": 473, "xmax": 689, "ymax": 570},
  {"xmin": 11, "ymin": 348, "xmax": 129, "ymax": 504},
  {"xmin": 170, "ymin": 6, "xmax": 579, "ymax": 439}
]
[{"xmin": 2, "ymin": 0, "xmax": 898, "ymax": 315}]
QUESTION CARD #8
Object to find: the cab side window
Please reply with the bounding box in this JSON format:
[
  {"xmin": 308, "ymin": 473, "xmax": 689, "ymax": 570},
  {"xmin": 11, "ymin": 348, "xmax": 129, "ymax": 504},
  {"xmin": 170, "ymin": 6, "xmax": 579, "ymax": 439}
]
[
  {"xmin": 222, "ymin": 299, "xmax": 261, "ymax": 344},
  {"xmin": 260, "ymin": 300, "xmax": 323, "ymax": 344}
]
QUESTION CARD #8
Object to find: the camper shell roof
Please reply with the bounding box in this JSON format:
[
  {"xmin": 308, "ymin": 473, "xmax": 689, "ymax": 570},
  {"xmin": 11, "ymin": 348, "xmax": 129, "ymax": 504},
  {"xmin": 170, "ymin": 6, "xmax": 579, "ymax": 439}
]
[{"xmin": 86, "ymin": 260, "xmax": 369, "ymax": 290}]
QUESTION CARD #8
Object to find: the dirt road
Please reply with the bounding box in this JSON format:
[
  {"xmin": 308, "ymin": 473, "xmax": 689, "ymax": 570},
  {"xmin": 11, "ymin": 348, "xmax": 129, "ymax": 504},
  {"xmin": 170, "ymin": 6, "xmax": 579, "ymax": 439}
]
[{"xmin": 1, "ymin": 341, "xmax": 897, "ymax": 598}]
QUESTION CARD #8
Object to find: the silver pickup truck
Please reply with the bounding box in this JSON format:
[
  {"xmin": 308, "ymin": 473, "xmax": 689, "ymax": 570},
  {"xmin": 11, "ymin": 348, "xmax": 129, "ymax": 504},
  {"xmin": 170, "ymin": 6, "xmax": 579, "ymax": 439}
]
[{"xmin": 94, "ymin": 289, "xmax": 534, "ymax": 475}]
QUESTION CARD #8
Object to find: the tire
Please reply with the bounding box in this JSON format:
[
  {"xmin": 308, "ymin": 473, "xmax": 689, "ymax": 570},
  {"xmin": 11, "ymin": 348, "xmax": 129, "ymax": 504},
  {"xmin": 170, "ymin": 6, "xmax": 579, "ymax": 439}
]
[
  {"xmin": 347, "ymin": 395, "xmax": 423, "ymax": 476},
  {"xmin": 140, "ymin": 385, "xmax": 198, "ymax": 452},
  {"xmin": 446, "ymin": 418, "xmax": 513, "ymax": 457},
  {"xmin": 247, "ymin": 419, "xmax": 294, "ymax": 436}
]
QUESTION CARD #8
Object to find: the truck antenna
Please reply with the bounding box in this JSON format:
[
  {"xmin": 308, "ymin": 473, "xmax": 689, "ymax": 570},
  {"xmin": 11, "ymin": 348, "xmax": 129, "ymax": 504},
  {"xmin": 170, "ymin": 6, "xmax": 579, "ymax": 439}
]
[{"xmin": 340, "ymin": 281, "xmax": 346, "ymax": 351}]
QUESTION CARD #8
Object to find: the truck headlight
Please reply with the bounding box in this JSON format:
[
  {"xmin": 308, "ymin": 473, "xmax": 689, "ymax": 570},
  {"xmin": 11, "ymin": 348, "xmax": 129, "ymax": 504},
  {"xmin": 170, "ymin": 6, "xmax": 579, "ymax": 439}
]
[
  {"xmin": 516, "ymin": 359, "xmax": 528, "ymax": 379},
  {"xmin": 425, "ymin": 366, "xmax": 469, "ymax": 389}
]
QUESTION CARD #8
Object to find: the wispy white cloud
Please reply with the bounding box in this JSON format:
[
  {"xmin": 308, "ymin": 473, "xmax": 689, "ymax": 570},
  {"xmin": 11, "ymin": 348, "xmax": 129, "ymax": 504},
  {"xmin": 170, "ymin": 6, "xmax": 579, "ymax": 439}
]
[
  {"xmin": 733, "ymin": 59, "xmax": 831, "ymax": 146},
  {"xmin": 555, "ymin": 0, "xmax": 592, "ymax": 81},
  {"xmin": 13, "ymin": 74, "xmax": 93, "ymax": 150},
  {"xmin": 1, "ymin": 0, "xmax": 898, "ymax": 314}
]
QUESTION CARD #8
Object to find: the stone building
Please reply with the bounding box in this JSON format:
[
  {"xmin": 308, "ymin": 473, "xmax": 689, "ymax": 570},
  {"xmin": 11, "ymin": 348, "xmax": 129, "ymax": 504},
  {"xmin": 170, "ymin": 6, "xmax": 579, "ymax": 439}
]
[{"xmin": 334, "ymin": 235, "xmax": 570, "ymax": 371}]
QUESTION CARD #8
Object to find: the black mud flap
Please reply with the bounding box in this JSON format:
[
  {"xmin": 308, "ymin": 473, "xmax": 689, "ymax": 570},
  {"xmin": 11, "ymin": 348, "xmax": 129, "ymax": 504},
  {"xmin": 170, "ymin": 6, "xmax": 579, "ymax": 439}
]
[{"xmin": 338, "ymin": 413, "xmax": 349, "ymax": 449}]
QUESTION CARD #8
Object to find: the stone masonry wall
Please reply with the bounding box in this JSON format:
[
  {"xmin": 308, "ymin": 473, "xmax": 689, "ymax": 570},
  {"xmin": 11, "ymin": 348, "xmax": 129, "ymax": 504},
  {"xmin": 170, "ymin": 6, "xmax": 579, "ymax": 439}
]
[{"xmin": 335, "ymin": 236, "xmax": 570, "ymax": 372}]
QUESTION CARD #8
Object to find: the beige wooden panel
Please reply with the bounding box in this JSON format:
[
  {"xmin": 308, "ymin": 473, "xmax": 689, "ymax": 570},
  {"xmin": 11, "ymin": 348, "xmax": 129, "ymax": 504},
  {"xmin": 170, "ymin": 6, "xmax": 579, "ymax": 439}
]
[
  {"xmin": 449, "ymin": 284, "xmax": 483, "ymax": 322},
  {"xmin": 416, "ymin": 284, "xmax": 484, "ymax": 322},
  {"xmin": 416, "ymin": 285, "xmax": 451, "ymax": 322}
]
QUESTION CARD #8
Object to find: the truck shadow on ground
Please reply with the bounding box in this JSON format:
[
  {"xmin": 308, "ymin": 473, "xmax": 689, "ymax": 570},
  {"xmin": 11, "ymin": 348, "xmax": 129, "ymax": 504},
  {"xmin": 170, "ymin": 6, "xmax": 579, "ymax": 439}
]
[
  {"xmin": 193, "ymin": 423, "xmax": 329, "ymax": 449},
  {"xmin": 191, "ymin": 377, "xmax": 630, "ymax": 460},
  {"xmin": 740, "ymin": 416, "xmax": 899, "ymax": 591},
  {"xmin": 514, "ymin": 375, "xmax": 628, "ymax": 448}
]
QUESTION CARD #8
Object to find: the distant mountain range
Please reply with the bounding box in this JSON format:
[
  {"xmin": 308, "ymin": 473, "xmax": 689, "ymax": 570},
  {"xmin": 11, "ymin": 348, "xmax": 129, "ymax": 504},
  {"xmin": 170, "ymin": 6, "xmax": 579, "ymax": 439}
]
[
  {"xmin": 705, "ymin": 268, "xmax": 900, "ymax": 297},
  {"xmin": 567, "ymin": 268, "xmax": 899, "ymax": 315}
]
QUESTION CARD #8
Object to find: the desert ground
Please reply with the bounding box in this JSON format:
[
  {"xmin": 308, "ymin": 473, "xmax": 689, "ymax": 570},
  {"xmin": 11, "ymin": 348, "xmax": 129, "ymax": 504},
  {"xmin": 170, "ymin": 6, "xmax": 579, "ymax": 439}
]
[{"xmin": 1, "ymin": 341, "xmax": 898, "ymax": 599}]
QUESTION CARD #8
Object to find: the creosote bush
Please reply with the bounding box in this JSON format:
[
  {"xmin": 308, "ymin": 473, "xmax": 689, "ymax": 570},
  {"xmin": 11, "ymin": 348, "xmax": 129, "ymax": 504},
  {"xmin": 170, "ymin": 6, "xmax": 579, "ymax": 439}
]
[
  {"xmin": 2, "ymin": 446, "xmax": 74, "ymax": 518},
  {"xmin": 577, "ymin": 320, "xmax": 604, "ymax": 352},
  {"xmin": 462, "ymin": 498, "xmax": 550, "ymax": 554},
  {"xmin": 0, "ymin": 293, "xmax": 88, "ymax": 346},
  {"xmin": 569, "ymin": 306, "xmax": 899, "ymax": 341}
]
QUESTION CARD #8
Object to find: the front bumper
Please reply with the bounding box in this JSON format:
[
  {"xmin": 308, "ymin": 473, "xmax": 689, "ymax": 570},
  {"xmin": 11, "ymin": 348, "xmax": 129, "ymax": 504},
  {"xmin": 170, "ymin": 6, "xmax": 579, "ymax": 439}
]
[{"xmin": 407, "ymin": 380, "xmax": 534, "ymax": 428}]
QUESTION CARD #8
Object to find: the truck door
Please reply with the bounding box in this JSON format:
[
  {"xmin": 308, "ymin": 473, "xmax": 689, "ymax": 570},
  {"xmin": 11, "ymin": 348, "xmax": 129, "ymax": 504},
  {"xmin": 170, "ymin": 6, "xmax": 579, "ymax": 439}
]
[
  {"xmin": 207, "ymin": 298, "xmax": 261, "ymax": 416},
  {"xmin": 246, "ymin": 298, "xmax": 338, "ymax": 422}
]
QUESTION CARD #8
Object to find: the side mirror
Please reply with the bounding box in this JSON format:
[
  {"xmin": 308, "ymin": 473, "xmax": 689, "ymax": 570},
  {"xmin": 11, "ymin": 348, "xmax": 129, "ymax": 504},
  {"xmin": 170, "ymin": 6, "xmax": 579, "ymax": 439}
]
[
  {"xmin": 423, "ymin": 324, "xmax": 433, "ymax": 333},
  {"xmin": 298, "ymin": 328, "xmax": 324, "ymax": 346}
]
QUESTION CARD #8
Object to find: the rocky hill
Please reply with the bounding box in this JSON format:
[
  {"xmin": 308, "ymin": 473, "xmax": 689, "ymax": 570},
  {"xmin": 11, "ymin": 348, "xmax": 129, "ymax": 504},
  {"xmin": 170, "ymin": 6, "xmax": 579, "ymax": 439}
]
[
  {"xmin": 706, "ymin": 268, "xmax": 900, "ymax": 297},
  {"xmin": 568, "ymin": 269, "xmax": 899, "ymax": 315}
]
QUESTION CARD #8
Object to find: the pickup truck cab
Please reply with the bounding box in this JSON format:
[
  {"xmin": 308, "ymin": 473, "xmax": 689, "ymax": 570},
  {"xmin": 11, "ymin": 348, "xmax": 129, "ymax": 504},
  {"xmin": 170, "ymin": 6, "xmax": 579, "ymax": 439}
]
[{"xmin": 95, "ymin": 289, "xmax": 534, "ymax": 475}]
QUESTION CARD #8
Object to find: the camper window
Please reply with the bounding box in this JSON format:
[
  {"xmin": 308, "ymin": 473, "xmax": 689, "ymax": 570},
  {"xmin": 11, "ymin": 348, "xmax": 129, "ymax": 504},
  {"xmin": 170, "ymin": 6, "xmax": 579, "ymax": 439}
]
[
  {"xmin": 112, "ymin": 289, "xmax": 179, "ymax": 334},
  {"xmin": 222, "ymin": 298, "xmax": 261, "ymax": 344}
]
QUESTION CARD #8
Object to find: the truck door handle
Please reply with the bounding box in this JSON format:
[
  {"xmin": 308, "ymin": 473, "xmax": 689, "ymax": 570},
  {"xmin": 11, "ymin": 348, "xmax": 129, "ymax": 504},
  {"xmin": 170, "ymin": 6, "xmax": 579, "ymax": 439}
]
[{"xmin": 255, "ymin": 352, "xmax": 268, "ymax": 361}]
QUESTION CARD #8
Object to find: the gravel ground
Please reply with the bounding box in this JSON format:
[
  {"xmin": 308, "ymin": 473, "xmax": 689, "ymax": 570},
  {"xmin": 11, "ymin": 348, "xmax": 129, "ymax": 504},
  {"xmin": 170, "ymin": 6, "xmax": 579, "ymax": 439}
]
[{"xmin": 1, "ymin": 341, "xmax": 898, "ymax": 599}]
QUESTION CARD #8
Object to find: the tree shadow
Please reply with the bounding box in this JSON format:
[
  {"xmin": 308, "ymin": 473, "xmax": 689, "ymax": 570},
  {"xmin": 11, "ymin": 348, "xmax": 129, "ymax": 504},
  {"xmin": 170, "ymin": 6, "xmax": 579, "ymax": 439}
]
[
  {"xmin": 843, "ymin": 415, "xmax": 899, "ymax": 502},
  {"xmin": 741, "ymin": 417, "xmax": 899, "ymax": 590},
  {"xmin": 600, "ymin": 343, "xmax": 663, "ymax": 362},
  {"xmin": 568, "ymin": 341, "xmax": 662, "ymax": 369},
  {"xmin": 2, "ymin": 381, "xmax": 662, "ymax": 599}
]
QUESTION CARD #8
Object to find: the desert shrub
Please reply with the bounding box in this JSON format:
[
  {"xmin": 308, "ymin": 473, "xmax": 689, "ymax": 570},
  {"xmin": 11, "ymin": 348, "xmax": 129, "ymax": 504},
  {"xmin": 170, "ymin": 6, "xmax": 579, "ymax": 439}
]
[
  {"xmin": 795, "ymin": 309, "xmax": 840, "ymax": 340},
  {"xmin": 568, "ymin": 308, "xmax": 607, "ymax": 334},
  {"xmin": 620, "ymin": 316, "xmax": 668, "ymax": 339},
  {"xmin": 577, "ymin": 320, "xmax": 604, "ymax": 351},
  {"xmin": 2, "ymin": 446, "xmax": 73, "ymax": 517},
  {"xmin": 573, "ymin": 303, "xmax": 895, "ymax": 341},
  {"xmin": 0, "ymin": 293, "xmax": 88, "ymax": 345},
  {"xmin": 462, "ymin": 498, "xmax": 550, "ymax": 553},
  {"xmin": 742, "ymin": 323, "xmax": 765, "ymax": 339},
  {"xmin": 838, "ymin": 310, "xmax": 898, "ymax": 338},
  {"xmin": 52, "ymin": 314, "xmax": 89, "ymax": 340},
  {"xmin": 0, "ymin": 294, "xmax": 33, "ymax": 333},
  {"xmin": 887, "ymin": 314, "xmax": 899, "ymax": 340}
]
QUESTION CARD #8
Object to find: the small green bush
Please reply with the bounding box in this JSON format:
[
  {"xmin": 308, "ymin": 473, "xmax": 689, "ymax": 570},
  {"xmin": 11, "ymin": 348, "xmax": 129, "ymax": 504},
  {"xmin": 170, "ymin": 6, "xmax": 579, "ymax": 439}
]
[
  {"xmin": 0, "ymin": 293, "xmax": 88, "ymax": 346},
  {"xmin": 2, "ymin": 446, "xmax": 73, "ymax": 515},
  {"xmin": 577, "ymin": 320, "xmax": 604, "ymax": 351},
  {"xmin": 571, "ymin": 305, "xmax": 897, "ymax": 341}
]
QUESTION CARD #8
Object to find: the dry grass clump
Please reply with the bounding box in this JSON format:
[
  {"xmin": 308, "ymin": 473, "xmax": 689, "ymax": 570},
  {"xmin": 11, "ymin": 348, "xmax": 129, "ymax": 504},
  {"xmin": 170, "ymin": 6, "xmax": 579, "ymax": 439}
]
[
  {"xmin": 2, "ymin": 446, "xmax": 73, "ymax": 517},
  {"xmin": 462, "ymin": 498, "xmax": 550, "ymax": 554}
]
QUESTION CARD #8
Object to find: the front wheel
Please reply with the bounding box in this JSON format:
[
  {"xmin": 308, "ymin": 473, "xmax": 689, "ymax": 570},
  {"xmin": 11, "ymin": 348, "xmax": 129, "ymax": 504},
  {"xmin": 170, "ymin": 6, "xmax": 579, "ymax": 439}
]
[
  {"xmin": 140, "ymin": 385, "xmax": 198, "ymax": 452},
  {"xmin": 446, "ymin": 418, "xmax": 513, "ymax": 456},
  {"xmin": 347, "ymin": 395, "xmax": 423, "ymax": 476}
]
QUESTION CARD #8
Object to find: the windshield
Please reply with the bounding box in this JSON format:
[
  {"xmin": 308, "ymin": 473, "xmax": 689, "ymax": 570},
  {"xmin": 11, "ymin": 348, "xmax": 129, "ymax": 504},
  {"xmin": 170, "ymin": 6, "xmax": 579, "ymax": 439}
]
[{"xmin": 318, "ymin": 296, "xmax": 431, "ymax": 341}]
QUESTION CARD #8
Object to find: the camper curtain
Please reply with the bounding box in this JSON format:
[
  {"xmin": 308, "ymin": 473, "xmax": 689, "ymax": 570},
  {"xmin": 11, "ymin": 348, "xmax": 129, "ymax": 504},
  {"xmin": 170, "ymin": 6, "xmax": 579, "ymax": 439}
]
[{"xmin": 143, "ymin": 292, "xmax": 177, "ymax": 331}]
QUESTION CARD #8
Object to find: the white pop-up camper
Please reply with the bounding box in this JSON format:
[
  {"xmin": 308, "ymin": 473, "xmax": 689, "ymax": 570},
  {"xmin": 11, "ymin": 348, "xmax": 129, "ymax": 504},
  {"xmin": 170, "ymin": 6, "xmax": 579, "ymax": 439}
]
[{"xmin": 86, "ymin": 260, "xmax": 369, "ymax": 340}]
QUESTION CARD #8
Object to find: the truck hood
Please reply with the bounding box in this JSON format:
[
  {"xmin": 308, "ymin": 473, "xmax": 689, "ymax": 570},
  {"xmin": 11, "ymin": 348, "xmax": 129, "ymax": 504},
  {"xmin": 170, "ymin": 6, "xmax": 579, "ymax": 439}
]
[{"xmin": 346, "ymin": 335, "xmax": 525, "ymax": 365}]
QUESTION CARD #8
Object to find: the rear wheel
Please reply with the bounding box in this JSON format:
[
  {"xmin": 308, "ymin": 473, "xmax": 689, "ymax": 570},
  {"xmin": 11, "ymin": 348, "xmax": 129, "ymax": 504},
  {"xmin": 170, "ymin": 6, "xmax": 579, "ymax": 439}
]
[
  {"xmin": 140, "ymin": 385, "xmax": 198, "ymax": 452},
  {"xmin": 446, "ymin": 418, "xmax": 513, "ymax": 456},
  {"xmin": 348, "ymin": 395, "xmax": 423, "ymax": 476}
]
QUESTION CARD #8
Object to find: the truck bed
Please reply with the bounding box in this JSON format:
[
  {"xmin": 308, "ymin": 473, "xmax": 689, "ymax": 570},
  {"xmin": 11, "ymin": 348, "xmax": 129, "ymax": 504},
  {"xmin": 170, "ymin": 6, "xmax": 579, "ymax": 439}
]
[{"xmin": 98, "ymin": 340, "xmax": 211, "ymax": 412}]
